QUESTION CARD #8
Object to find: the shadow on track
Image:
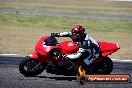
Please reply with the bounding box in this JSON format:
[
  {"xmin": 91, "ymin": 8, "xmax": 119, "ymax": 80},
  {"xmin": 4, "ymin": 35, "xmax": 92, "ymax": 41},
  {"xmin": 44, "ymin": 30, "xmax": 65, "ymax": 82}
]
[{"xmin": 37, "ymin": 76, "xmax": 77, "ymax": 81}]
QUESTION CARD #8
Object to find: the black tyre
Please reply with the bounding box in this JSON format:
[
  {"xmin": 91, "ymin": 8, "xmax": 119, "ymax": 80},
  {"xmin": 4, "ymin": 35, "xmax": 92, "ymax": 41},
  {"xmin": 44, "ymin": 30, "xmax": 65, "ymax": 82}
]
[
  {"xmin": 91, "ymin": 57, "xmax": 113, "ymax": 74},
  {"xmin": 19, "ymin": 57, "xmax": 46, "ymax": 77},
  {"xmin": 102, "ymin": 57, "xmax": 113, "ymax": 74}
]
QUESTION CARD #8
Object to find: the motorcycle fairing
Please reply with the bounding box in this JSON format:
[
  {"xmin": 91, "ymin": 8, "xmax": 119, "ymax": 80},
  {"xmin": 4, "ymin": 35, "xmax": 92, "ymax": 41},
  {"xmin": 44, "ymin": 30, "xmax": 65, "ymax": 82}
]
[
  {"xmin": 35, "ymin": 36, "xmax": 61, "ymax": 56},
  {"xmin": 28, "ymin": 51, "xmax": 38, "ymax": 59},
  {"xmin": 98, "ymin": 42, "xmax": 120, "ymax": 57},
  {"xmin": 59, "ymin": 41, "xmax": 79, "ymax": 54},
  {"xmin": 29, "ymin": 36, "xmax": 120, "ymax": 64}
]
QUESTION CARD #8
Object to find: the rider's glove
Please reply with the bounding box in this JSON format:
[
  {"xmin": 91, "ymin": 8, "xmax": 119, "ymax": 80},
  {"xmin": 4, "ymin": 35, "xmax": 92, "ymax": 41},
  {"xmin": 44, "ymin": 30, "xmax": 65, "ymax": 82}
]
[{"xmin": 51, "ymin": 33, "xmax": 60, "ymax": 37}]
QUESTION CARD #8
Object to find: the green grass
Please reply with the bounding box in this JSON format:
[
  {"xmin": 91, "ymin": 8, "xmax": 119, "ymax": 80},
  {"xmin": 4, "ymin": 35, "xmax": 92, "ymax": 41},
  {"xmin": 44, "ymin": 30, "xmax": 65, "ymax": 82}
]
[
  {"xmin": 0, "ymin": 0, "xmax": 132, "ymax": 8},
  {"xmin": 0, "ymin": 13, "xmax": 132, "ymax": 59}
]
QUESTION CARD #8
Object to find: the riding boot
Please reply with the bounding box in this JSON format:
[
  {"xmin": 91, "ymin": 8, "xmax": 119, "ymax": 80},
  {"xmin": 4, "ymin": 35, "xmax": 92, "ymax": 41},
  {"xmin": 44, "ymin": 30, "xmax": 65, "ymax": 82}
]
[{"xmin": 81, "ymin": 62, "xmax": 91, "ymax": 74}]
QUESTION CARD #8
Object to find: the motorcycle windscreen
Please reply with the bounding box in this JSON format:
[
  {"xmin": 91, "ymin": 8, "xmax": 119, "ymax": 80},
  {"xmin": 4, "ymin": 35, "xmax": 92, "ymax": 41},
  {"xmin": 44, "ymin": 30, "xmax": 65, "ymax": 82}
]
[{"xmin": 98, "ymin": 42, "xmax": 120, "ymax": 57}]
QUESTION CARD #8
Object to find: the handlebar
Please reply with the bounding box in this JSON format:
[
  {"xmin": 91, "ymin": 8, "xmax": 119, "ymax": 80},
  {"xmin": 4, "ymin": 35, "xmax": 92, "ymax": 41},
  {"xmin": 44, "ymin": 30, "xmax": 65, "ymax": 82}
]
[{"xmin": 51, "ymin": 33, "xmax": 60, "ymax": 37}]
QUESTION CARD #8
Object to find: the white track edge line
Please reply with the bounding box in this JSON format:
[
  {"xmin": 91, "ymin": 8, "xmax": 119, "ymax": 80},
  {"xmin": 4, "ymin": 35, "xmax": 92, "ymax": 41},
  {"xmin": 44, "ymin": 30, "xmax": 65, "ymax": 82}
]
[{"xmin": 0, "ymin": 54, "xmax": 132, "ymax": 62}]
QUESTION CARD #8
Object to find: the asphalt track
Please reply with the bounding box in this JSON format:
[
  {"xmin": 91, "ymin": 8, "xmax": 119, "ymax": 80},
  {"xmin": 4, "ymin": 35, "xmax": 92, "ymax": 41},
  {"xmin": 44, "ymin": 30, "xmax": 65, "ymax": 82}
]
[
  {"xmin": 0, "ymin": 8, "xmax": 132, "ymax": 20},
  {"xmin": 0, "ymin": 55, "xmax": 132, "ymax": 88}
]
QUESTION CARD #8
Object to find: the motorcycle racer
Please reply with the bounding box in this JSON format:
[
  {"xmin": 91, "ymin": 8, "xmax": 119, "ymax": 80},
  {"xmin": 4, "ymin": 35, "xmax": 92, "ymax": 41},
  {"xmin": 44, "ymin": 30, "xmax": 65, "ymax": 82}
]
[
  {"xmin": 51, "ymin": 25, "xmax": 100, "ymax": 72},
  {"xmin": 19, "ymin": 24, "xmax": 119, "ymax": 77}
]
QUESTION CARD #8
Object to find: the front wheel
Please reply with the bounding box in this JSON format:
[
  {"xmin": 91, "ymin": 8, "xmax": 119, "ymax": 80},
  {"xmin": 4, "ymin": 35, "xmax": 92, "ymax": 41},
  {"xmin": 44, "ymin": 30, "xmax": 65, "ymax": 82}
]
[{"xmin": 19, "ymin": 57, "xmax": 47, "ymax": 77}]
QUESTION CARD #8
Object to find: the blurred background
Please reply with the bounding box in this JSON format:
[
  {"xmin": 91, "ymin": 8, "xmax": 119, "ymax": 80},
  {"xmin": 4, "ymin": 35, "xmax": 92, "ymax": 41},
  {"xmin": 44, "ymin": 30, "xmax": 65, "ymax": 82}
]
[{"xmin": 0, "ymin": 0, "xmax": 132, "ymax": 59}]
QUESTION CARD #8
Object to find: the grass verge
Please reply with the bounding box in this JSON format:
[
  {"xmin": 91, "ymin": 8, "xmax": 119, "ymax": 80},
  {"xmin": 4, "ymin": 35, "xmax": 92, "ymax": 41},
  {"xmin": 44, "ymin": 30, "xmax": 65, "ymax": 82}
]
[{"xmin": 0, "ymin": 13, "xmax": 132, "ymax": 59}]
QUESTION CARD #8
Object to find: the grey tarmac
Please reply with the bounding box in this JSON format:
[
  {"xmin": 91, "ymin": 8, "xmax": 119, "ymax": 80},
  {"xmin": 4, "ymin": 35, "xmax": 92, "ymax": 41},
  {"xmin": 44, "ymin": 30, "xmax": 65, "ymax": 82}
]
[
  {"xmin": 0, "ymin": 55, "xmax": 132, "ymax": 88},
  {"xmin": 0, "ymin": 8, "xmax": 132, "ymax": 20}
]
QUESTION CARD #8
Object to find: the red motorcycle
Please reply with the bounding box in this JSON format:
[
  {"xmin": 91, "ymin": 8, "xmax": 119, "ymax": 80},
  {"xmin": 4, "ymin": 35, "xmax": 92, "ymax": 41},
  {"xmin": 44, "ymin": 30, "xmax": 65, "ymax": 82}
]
[{"xmin": 19, "ymin": 35, "xmax": 120, "ymax": 77}]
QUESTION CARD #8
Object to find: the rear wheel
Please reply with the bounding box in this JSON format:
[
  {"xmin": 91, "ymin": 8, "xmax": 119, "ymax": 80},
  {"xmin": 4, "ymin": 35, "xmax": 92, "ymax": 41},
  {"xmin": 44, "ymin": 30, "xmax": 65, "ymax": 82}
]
[
  {"xmin": 92, "ymin": 57, "xmax": 113, "ymax": 74},
  {"xmin": 19, "ymin": 57, "xmax": 47, "ymax": 77}
]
